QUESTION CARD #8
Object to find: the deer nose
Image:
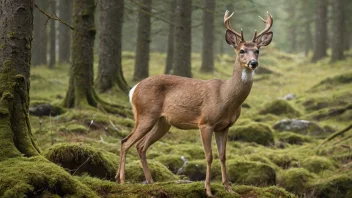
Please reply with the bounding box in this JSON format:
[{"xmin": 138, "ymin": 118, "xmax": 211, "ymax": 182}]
[{"xmin": 248, "ymin": 60, "xmax": 258, "ymax": 69}]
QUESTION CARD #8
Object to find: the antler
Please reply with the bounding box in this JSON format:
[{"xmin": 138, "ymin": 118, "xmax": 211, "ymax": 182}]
[
  {"xmin": 224, "ymin": 10, "xmax": 244, "ymax": 42},
  {"xmin": 252, "ymin": 11, "xmax": 273, "ymax": 42}
]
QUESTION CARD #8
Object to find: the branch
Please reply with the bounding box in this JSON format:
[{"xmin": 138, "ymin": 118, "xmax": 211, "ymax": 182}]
[{"xmin": 34, "ymin": 3, "xmax": 74, "ymax": 30}]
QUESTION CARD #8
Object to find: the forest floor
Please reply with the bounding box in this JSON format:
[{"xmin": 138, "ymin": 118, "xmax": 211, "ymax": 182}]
[{"xmin": 7, "ymin": 48, "xmax": 352, "ymax": 197}]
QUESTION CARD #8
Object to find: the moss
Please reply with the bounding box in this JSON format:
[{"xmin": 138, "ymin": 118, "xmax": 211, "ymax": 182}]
[
  {"xmin": 60, "ymin": 124, "xmax": 87, "ymax": 134},
  {"xmin": 232, "ymin": 185, "xmax": 296, "ymax": 198},
  {"xmin": 245, "ymin": 154, "xmax": 278, "ymax": 170},
  {"xmin": 265, "ymin": 153, "xmax": 299, "ymax": 169},
  {"xmin": 44, "ymin": 143, "xmax": 119, "ymax": 180},
  {"xmin": 311, "ymin": 171, "xmax": 352, "ymax": 198},
  {"xmin": 259, "ymin": 99, "xmax": 301, "ymax": 117},
  {"xmin": 229, "ymin": 123, "xmax": 275, "ymax": 146},
  {"xmin": 277, "ymin": 168, "xmax": 315, "ymax": 195},
  {"xmin": 160, "ymin": 144, "xmax": 205, "ymax": 160},
  {"xmin": 301, "ymin": 156, "xmax": 339, "ymax": 174},
  {"xmin": 182, "ymin": 160, "xmax": 208, "ymax": 181},
  {"xmin": 0, "ymin": 156, "xmax": 97, "ymax": 197},
  {"xmin": 312, "ymin": 72, "xmax": 352, "ymax": 90},
  {"xmin": 125, "ymin": 160, "xmax": 178, "ymax": 183},
  {"xmin": 154, "ymin": 154, "xmax": 184, "ymax": 174},
  {"xmin": 277, "ymin": 132, "xmax": 312, "ymax": 145}
]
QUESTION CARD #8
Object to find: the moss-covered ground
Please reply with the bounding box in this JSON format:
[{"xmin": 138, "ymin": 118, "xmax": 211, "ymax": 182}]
[{"xmin": 2, "ymin": 49, "xmax": 351, "ymax": 197}]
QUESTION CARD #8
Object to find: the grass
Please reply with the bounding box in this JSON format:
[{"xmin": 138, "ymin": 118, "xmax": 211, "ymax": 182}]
[{"xmin": 22, "ymin": 48, "xmax": 352, "ymax": 197}]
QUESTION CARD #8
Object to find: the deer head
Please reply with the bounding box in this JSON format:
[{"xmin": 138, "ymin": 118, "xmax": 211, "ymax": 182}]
[{"xmin": 224, "ymin": 10, "xmax": 273, "ymax": 70}]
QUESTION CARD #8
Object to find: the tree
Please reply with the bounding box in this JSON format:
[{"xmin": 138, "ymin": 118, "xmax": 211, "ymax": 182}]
[
  {"xmin": 49, "ymin": 0, "xmax": 56, "ymax": 68},
  {"xmin": 0, "ymin": 0, "xmax": 40, "ymax": 160},
  {"xmin": 164, "ymin": 0, "xmax": 176, "ymax": 74},
  {"xmin": 32, "ymin": 0, "xmax": 48, "ymax": 66},
  {"xmin": 200, "ymin": 0, "xmax": 215, "ymax": 72},
  {"xmin": 63, "ymin": 0, "xmax": 128, "ymax": 115},
  {"xmin": 173, "ymin": 0, "xmax": 192, "ymax": 78},
  {"xmin": 286, "ymin": 1, "xmax": 297, "ymax": 53},
  {"xmin": 96, "ymin": 0, "xmax": 129, "ymax": 94},
  {"xmin": 133, "ymin": 0, "xmax": 152, "ymax": 81},
  {"xmin": 58, "ymin": 0, "xmax": 72, "ymax": 64},
  {"xmin": 331, "ymin": 0, "xmax": 345, "ymax": 62},
  {"xmin": 311, "ymin": 0, "xmax": 328, "ymax": 62}
]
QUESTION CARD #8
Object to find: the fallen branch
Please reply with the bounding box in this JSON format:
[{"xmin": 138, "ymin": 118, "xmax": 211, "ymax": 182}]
[{"xmin": 34, "ymin": 3, "xmax": 74, "ymax": 30}]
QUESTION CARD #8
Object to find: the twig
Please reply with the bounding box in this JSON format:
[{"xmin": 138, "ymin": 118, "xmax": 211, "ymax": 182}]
[{"xmin": 34, "ymin": 3, "xmax": 74, "ymax": 30}]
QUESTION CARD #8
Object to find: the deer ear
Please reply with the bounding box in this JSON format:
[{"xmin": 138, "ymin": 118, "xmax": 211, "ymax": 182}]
[
  {"xmin": 256, "ymin": 32, "xmax": 273, "ymax": 47},
  {"xmin": 225, "ymin": 30, "xmax": 241, "ymax": 48}
]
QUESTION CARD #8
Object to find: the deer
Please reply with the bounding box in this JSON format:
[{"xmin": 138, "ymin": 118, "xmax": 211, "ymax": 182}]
[{"xmin": 116, "ymin": 10, "xmax": 273, "ymax": 197}]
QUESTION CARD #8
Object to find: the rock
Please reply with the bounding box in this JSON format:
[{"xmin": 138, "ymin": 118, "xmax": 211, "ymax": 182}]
[
  {"xmin": 273, "ymin": 119, "xmax": 326, "ymax": 136},
  {"xmin": 282, "ymin": 93, "xmax": 296, "ymax": 100},
  {"xmin": 29, "ymin": 103, "xmax": 65, "ymax": 116},
  {"xmin": 229, "ymin": 123, "xmax": 275, "ymax": 146},
  {"xmin": 259, "ymin": 99, "xmax": 301, "ymax": 118}
]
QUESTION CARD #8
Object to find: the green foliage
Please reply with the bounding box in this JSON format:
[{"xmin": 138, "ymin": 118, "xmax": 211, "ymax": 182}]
[
  {"xmin": 301, "ymin": 156, "xmax": 339, "ymax": 174},
  {"xmin": 259, "ymin": 99, "xmax": 301, "ymax": 118},
  {"xmin": 229, "ymin": 123, "xmax": 275, "ymax": 146},
  {"xmin": 0, "ymin": 156, "xmax": 97, "ymax": 197},
  {"xmin": 44, "ymin": 143, "xmax": 119, "ymax": 180}
]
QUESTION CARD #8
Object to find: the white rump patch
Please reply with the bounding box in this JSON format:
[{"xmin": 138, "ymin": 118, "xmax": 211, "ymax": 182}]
[
  {"xmin": 241, "ymin": 69, "xmax": 255, "ymax": 82},
  {"xmin": 129, "ymin": 83, "xmax": 139, "ymax": 104}
]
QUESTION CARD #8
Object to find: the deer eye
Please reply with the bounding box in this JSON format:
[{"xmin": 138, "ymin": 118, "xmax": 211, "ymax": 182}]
[
  {"xmin": 255, "ymin": 50, "xmax": 259, "ymax": 54},
  {"xmin": 239, "ymin": 49, "xmax": 245, "ymax": 54}
]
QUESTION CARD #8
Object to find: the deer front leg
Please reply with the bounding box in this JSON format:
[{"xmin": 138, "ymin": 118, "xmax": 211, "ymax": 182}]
[
  {"xmin": 215, "ymin": 129, "xmax": 234, "ymax": 193},
  {"xmin": 199, "ymin": 125, "xmax": 214, "ymax": 197}
]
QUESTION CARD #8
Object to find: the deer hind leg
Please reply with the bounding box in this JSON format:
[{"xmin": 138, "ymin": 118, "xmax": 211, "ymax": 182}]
[
  {"xmin": 136, "ymin": 117, "xmax": 171, "ymax": 184},
  {"xmin": 116, "ymin": 116, "xmax": 157, "ymax": 184},
  {"xmin": 215, "ymin": 129, "xmax": 234, "ymax": 193},
  {"xmin": 199, "ymin": 125, "xmax": 214, "ymax": 197}
]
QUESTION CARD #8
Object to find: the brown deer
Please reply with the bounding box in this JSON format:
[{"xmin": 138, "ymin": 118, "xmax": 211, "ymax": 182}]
[{"xmin": 116, "ymin": 10, "xmax": 273, "ymax": 197}]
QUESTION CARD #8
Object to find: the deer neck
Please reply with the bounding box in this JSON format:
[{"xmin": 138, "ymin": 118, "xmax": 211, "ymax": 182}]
[{"xmin": 221, "ymin": 56, "xmax": 254, "ymax": 107}]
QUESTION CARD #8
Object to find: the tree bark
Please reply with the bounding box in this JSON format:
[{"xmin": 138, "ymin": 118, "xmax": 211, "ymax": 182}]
[
  {"xmin": 173, "ymin": 0, "xmax": 192, "ymax": 78},
  {"xmin": 133, "ymin": 0, "xmax": 152, "ymax": 81},
  {"xmin": 331, "ymin": 0, "xmax": 345, "ymax": 62},
  {"xmin": 32, "ymin": 0, "xmax": 48, "ymax": 66},
  {"xmin": 0, "ymin": 0, "xmax": 40, "ymax": 161},
  {"xmin": 63, "ymin": 0, "xmax": 129, "ymax": 116},
  {"xmin": 200, "ymin": 0, "xmax": 215, "ymax": 73},
  {"xmin": 312, "ymin": 0, "xmax": 328, "ymax": 62},
  {"xmin": 96, "ymin": 0, "xmax": 129, "ymax": 94},
  {"xmin": 49, "ymin": 0, "xmax": 57, "ymax": 68},
  {"xmin": 164, "ymin": 0, "xmax": 176, "ymax": 74},
  {"xmin": 58, "ymin": 0, "xmax": 72, "ymax": 64}
]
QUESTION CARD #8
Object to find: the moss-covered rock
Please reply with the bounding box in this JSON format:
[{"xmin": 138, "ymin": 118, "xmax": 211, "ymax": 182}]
[
  {"xmin": 245, "ymin": 154, "xmax": 278, "ymax": 169},
  {"xmin": 229, "ymin": 123, "xmax": 275, "ymax": 146},
  {"xmin": 125, "ymin": 160, "xmax": 178, "ymax": 183},
  {"xmin": 29, "ymin": 102, "xmax": 66, "ymax": 116},
  {"xmin": 311, "ymin": 171, "xmax": 352, "ymax": 198},
  {"xmin": 277, "ymin": 168, "xmax": 315, "ymax": 195},
  {"xmin": 265, "ymin": 153, "xmax": 299, "ymax": 169},
  {"xmin": 301, "ymin": 156, "xmax": 339, "ymax": 174},
  {"xmin": 44, "ymin": 143, "xmax": 118, "ymax": 180},
  {"xmin": 77, "ymin": 175, "xmax": 296, "ymax": 198},
  {"xmin": 59, "ymin": 123, "xmax": 87, "ymax": 134},
  {"xmin": 160, "ymin": 144, "xmax": 205, "ymax": 160},
  {"xmin": 312, "ymin": 72, "xmax": 352, "ymax": 91},
  {"xmin": 277, "ymin": 132, "xmax": 312, "ymax": 145},
  {"xmin": 154, "ymin": 154, "xmax": 184, "ymax": 174},
  {"xmin": 0, "ymin": 157, "xmax": 97, "ymax": 197},
  {"xmin": 273, "ymin": 119, "xmax": 326, "ymax": 136},
  {"xmin": 259, "ymin": 99, "xmax": 301, "ymax": 117},
  {"xmin": 181, "ymin": 160, "xmax": 208, "ymax": 181},
  {"xmin": 227, "ymin": 160, "xmax": 276, "ymax": 186}
]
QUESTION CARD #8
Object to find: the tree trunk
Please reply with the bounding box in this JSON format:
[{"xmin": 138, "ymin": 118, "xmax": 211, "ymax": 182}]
[
  {"xmin": 32, "ymin": 0, "xmax": 48, "ymax": 66},
  {"xmin": 63, "ymin": 0, "xmax": 129, "ymax": 116},
  {"xmin": 287, "ymin": 2, "xmax": 297, "ymax": 53},
  {"xmin": 173, "ymin": 0, "xmax": 192, "ymax": 78},
  {"xmin": 0, "ymin": 0, "xmax": 40, "ymax": 161},
  {"xmin": 49, "ymin": 0, "xmax": 57, "ymax": 68},
  {"xmin": 312, "ymin": 0, "xmax": 328, "ymax": 62},
  {"xmin": 331, "ymin": 0, "xmax": 345, "ymax": 62},
  {"xmin": 164, "ymin": 0, "xmax": 176, "ymax": 74},
  {"xmin": 200, "ymin": 0, "xmax": 215, "ymax": 73},
  {"xmin": 58, "ymin": 0, "xmax": 72, "ymax": 64},
  {"xmin": 96, "ymin": 0, "xmax": 129, "ymax": 94},
  {"xmin": 133, "ymin": 0, "xmax": 152, "ymax": 81},
  {"xmin": 304, "ymin": 23, "xmax": 313, "ymax": 57}
]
